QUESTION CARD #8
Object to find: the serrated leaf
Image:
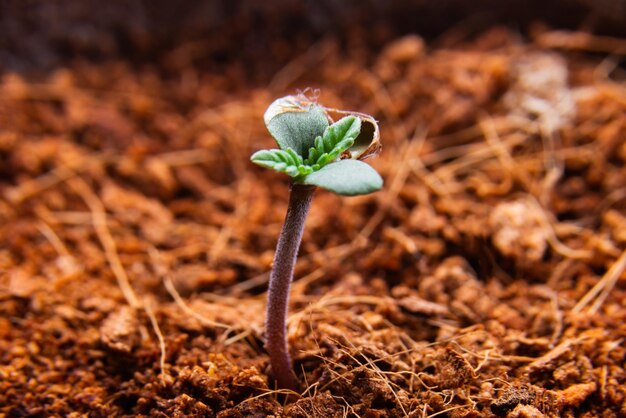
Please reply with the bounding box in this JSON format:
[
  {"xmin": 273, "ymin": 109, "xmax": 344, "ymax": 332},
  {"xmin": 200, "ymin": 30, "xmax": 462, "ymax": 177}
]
[
  {"xmin": 264, "ymin": 96, "xmax": 329, "ymax": 156},
  {"xmin": 314, "ymin": 136, "xmax": 324, "ymax": 151},
  {"xmin": 301, "ymin": 159, "xmax": 383, "ymax": 196},
  {"xmin": 324, "ymin": 116, "xmax": 361, "ymax": 151},
  {"xmin": 285, "ymin": 148, "xmax": 304, "ymax": 166},
  {"xmin": 307, "ymin": 146, "xmax": 320, "ymax": 163},
  {"xmin": 323, "ymin": 110, "xmax": 381, "ymax": 160},
  {"xmin": 285, "ymin": 166, "xmax": 299, "ymax": 177},
  {"xmin": 305, "ymin": 116, "xmax": 360, "ymax": 167},
  {"xmin": 251, "ymin": 148, "xmax": 312, "ymax": 178},
  {"xmin": 315, "ymin": 153, "xmax": 332, "ymax": 168},
  {"xmin": 297, "ymin": 165, "xmax": 313, "ymax": 176},
  {"xmin": 274, "ymin": 151, "xmax": 293, "ymax": 165}
]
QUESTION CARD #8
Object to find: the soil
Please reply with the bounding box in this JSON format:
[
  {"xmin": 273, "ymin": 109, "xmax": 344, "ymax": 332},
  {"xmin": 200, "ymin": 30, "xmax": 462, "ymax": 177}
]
[{"xmin": 1, "ymin": 22, "xmax": 626, "ymax": 418}]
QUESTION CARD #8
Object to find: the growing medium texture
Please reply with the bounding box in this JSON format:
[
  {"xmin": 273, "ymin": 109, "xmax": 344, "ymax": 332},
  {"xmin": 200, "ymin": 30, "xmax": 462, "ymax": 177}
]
[{"xmin": 1, "ymin": 26, "xmax": 625, "ymax": 417}]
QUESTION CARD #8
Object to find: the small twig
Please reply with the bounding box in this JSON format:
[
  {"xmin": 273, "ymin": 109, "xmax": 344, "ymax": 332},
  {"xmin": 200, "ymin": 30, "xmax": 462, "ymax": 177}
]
[
  {"xmin": 480, "ymin": 115, "xmax": 534, "ymax": 192},
  {"xmin": 523, "ymin": 195, "xmax": 592, "ymax": 260},
  {"xmin": 573, "ymin": 248, "xmax": 626, "ymax": 314},
  {"xmin": 223, "ymin": 329, "xmax": 254, "ymax": 346},
  {"xmin": 148, "ymin": 247, "xmax": 231, "ymax": 330},
  {"xmin": 69, "ymin": 177, "xmax": 140, "ymax": 308},
  {"xmin": 409, "ymin": 153, "xmax": 453, "ymax": 197},
  {"xmin": 525, "ymin": 339, "xmax": 578, "ymax": 372},
  {"xmin": 535, "ymin": 30, "xmax": 626, "ymax": 55},
  {"xmin": 5, "ymin": 164, "xmax": 77, "ymax": 204},
  {"xmin": 36, "ymin": 220, "xmax": 72, "ymax": 258},
  {"xmin": 227, "ymin": 272, "xmax": 270, "ymax": 293},
  {"xmin": 156, "ymin": 149, "xmax": 212, "ymax": 166}
]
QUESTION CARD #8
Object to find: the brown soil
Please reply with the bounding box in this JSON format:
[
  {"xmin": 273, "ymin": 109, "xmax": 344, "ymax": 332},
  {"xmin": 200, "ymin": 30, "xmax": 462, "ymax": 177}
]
[{"xmin": 1, "ymin": 24, "xmax": 626, "ymax": 418}]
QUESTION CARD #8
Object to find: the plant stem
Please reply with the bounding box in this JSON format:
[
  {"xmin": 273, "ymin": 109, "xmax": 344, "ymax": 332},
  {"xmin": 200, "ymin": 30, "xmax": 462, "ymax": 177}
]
[{"xmin": 265, "ymin": 183, "xmax": 315, "ymax": 390}]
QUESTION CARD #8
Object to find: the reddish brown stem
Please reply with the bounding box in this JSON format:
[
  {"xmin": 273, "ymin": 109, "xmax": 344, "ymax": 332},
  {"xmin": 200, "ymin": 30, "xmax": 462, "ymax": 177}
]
[{"xmin": 265, "ymin": 183, "xmax": 315, "ymax": 391}]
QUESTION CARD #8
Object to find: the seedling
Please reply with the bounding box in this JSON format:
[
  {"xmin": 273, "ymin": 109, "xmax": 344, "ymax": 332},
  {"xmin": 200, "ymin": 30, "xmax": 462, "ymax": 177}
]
[{"xmin": 251, "ymin": 93, "xmax": 383, "ymax": 390}]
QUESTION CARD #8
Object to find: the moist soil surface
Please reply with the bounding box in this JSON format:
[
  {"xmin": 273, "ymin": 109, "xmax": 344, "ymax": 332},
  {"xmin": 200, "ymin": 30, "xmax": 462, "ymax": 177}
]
[{"xmin": 1, "ymin": 26, "xmax": 626, "ymax": 418}]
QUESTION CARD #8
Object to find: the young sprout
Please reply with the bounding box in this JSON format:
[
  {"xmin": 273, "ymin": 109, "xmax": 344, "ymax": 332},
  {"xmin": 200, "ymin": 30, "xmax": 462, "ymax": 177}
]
[{"xmin": 251, "ymin": 93, "xmax": 383, "ymax": 390}]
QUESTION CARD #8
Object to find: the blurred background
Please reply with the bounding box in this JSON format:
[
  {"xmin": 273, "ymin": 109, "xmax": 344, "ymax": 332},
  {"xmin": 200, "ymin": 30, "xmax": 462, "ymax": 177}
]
[
  {"xmin": 1, "ymin": 0, "xmax": 625, "ymax": 74},
  {"xmin": 2, "ymin": 1, "xmax": 626, "ymax": 416}
]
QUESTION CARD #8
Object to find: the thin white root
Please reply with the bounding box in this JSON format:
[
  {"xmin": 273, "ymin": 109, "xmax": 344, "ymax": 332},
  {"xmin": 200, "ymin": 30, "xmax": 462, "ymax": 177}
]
[{"xmin": 144, "ymin": 298, "xmax": 168, "ymax": 382}]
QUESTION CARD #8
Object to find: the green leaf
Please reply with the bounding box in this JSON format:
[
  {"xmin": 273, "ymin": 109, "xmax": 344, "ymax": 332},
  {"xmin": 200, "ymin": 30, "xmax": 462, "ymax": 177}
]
[
  {"xmin": 306, "ymin": 116, "xmax": 361, "ymax": 167},
  {"xmin": 251, "ymin": 148, "xmax": 313, "ymax": 178},
  {"xmin": 324, "ymin": 116, "xmax": 361, "ymax": 153},
  {"xmin": 264, "ymin": 97, "xmax": 329, "ymax": 156},
  {"xmin": 301, "ymin": 159, "xmax": 383, "ymax": 196}
]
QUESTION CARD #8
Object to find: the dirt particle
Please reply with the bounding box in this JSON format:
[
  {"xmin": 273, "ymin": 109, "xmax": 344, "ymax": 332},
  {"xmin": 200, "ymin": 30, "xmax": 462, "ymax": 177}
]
[
  {"xmin": 507, "ymin": 404, "xmax": 546, "ymax": 418},
  {"xmin": 99, "ymin": 306, "xmax": 139, "ymax": 354},
  {"xmin": 381, "ymin": 35, "xmax": 425, "ymax": 63},
  {"xmin": 435, "ymin": 347, "xmax": 476, "ymax": 389},
  {"xmin": 556, "ymin": 381, "xmax": 597, "ymax": 407},
  {"xmin": 491, "ymin": 386, "xmax": 536, "ymax": 416},
  {"xmin": 489, "ymin": 200, "xmax": 547, "ymax": 264}
]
